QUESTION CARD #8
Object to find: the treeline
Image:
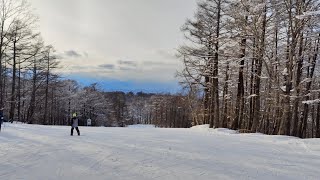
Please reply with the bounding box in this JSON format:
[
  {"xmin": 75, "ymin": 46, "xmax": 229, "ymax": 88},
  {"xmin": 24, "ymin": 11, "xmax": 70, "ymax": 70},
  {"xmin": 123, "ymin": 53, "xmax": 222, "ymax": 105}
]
[
  {"xmin": 178, "ymin": 0, "xmax": 320, "ymax": 138},
  {"xmin": 2, "ymin": 73, "xmax": 193, "ymax": 127},
  {"xmin": 127, "ymin": 92, "xmax": 192, "ymax": 128},
  {"xmin": 0, "ymin": 0, "xmax": 60, "ymax": 124}
]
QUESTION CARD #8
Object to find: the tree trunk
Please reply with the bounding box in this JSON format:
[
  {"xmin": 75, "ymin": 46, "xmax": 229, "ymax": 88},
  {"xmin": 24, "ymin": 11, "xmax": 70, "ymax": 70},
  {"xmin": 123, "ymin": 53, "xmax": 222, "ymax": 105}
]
[
  {"xmin": 213, "ymin": 0, "xmax": 221, "ymax": 128},
  {"xmin": 17, "ymin": 61, "xmax": 21, "ymax": 122},
  {"xmin": 0, "ymin": 20, "xmax": 5, "ymax": 108},
  {"xmin": 27, "ymin": 58, "xmax": 37, "ymax": 124},
  {"xmin": 43, "ymin": 50, "xmax": 50, "ymax": 124},
  {"xmin": 222, "ymin": 62, "xmax": 229, "ymax": 128},
  {"xmin": 316, "ymin": 95, "xmax": 320, "ymax": 138},
  {"xmin": 251, "ymin": 4, "xmax": 267, "ymax": 132},
  {"xmin": 233, "ymin": 36, "xmax": 247, "ymax": 130},
  {"xmin": 9, "ymin": 38, "xmax": 17, "ymax": 121},
  {"xmin": 279, "ymin": 3, "xmax": 295, "ymax": 135},
  {"xmin": 298, "ymin": 35, "xmax": 319, "ymax": 138}
]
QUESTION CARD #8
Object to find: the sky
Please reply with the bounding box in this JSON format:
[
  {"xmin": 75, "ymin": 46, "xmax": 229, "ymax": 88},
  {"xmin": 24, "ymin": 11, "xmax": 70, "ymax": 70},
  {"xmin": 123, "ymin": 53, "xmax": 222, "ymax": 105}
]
[{"xmin": 28, "ymin": 0, "xmax": 197, "ymax": 93}]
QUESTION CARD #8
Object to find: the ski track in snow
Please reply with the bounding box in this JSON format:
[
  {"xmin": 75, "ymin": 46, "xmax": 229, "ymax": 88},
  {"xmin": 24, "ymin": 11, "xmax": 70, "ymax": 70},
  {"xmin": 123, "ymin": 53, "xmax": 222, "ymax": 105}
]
[{"xmin": 0, "ymin": 123, "xmax": 320, "ymax": 180}]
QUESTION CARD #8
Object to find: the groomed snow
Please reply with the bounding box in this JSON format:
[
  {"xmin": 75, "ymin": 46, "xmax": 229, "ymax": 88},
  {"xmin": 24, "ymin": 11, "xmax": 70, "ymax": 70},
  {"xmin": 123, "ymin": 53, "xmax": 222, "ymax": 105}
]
[{"xmin": 1, "ymin": 123, "xmax": 320, "ymax": 180}]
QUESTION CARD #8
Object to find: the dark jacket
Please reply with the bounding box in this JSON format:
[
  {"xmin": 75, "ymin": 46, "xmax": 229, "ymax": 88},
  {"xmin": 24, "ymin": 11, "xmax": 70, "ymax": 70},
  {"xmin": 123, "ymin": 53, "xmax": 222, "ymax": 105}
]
[
  {"xmin": 71, "ymin": 117, "xmax": 79, "ymax": 128},
  {"xmin": 0, "ymin": 111, "xmax": 3, "ymax": 124}
]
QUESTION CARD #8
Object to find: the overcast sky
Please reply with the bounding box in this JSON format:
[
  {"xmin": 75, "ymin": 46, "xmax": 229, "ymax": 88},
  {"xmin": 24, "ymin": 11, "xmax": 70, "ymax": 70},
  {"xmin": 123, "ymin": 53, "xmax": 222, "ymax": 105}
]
[{"xmin": 29, "ymin": 0, "xmax": 197, "ymax": 92}]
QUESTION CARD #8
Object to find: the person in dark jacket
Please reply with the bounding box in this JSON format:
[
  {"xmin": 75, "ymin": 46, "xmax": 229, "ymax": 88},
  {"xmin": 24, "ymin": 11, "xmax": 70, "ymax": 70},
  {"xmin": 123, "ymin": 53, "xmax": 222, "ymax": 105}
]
[
  {"xmin": 0, "ymin": 108, "xmax": 4, "ymax": 132},
  {"xmin": 71, "ymin": 113, "xmax": 80, "ymax": 136}
]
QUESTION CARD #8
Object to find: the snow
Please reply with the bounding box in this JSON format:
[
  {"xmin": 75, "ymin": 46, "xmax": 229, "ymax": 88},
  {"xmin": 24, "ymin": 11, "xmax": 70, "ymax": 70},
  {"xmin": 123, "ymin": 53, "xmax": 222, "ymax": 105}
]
[
  {"xmin": 127, "ymin": 124, "xmax": 156, "ymax": 128},
  {"xmin": 246, "ymin": 94, "xmax": 258, "ymax": 99},
  {"xmin": 300, "ymin": 78, "xmax": 312, "ymax": 84},
  {"xmin": 302, "ymin": 99, "xmax": 320, "ymax": 105},
  {"xmin": 191, "ymin": 124, "xmax": 238, "ymax": 134},
  {"xmin": 282, "ymin": 68, "xmax": 289, "ymax": 76},
  {"xmin": 1, "ymin": 123, "xmax": 320, "ymax": 180},
  {"xmin": 296, "ymin": 10, "xmax": 320, "ymax": 19}
]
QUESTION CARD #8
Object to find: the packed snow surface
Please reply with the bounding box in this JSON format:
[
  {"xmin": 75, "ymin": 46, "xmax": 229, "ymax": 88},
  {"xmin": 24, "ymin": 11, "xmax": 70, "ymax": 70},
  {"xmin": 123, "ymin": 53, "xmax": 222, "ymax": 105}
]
[{"xmin": 1, "ymin": 123, "xmax": 320, "ymax": 180}]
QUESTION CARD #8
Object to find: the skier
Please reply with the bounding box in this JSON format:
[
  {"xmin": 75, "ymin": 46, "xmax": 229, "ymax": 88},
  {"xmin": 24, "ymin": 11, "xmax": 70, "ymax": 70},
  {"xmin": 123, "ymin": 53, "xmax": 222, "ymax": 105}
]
[
  {"xmin": 0, "ymin": 107, "xmax": 4, "ymax": 132},
  {"xmin": 70, "ymin": 113, "xmax": 80, "ymax": 136}
]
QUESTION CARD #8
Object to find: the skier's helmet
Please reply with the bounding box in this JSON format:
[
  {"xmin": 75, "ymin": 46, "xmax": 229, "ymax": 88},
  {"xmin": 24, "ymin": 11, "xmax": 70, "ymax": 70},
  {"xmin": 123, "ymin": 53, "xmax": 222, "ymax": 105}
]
[{"xmin": 72, "ymin": 113, "xmax": 77, "ymax": 117}]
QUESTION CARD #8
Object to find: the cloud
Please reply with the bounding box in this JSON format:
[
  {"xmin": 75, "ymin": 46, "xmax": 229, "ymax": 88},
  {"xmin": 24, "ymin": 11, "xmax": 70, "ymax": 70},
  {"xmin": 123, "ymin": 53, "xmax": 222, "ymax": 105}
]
[
  {"xmin": 118, "ymin": 60, "xmax": 137, "ymax": 67},
  {"xmin": 119, "ymin": 67, "xmax": 136, "ymax": 71},
  {"xmin": 54, "ymin": 54, "xmax": 64, "ymax": 59},
  {"xmin": 56, "ymin": 54, "xmax": 182, "ymax": 84},
  {"xmin": 156, "ymin": 49, "xmax": 176, "ymax": 59},
  {"xmin": 65, "ymin": 50, "xmax": 82, "ymax": 58},
  {"xmin": 98, "ymin": 64, "xmax": 115, "ymax": 70},
  {"xmin": 58, "ymin": 50, "xmax": 89, "ymax": 59},
  {"xmin": 142, "ymin": 60, "xmax": 178, "ymax": 67},
  {"xmin": 70, "ymin": 65, "xmax": 90, "ymax": 70},
  {"xmin": 30, "ymin": 0, "xmax": 197, "ymax": 92}
]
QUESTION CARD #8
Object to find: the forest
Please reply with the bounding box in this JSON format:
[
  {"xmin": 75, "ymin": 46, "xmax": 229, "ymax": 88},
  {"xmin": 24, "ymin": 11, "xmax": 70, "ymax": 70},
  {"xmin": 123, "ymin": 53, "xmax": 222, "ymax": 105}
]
[
  {"xmin": 1, "ymin": 0, "xmax": 320, "ymax": 138},
  {"xmin": 178, "ymin": 0, "xmax": 320, "ymax": 138}
]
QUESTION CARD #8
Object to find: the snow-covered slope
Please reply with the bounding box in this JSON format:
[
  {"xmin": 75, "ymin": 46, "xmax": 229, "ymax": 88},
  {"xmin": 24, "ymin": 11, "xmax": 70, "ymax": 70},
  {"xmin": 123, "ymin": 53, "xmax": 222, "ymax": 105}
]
[{"xmin": 0, "ymin": 123, "xmax": 319, "ymax": 180}]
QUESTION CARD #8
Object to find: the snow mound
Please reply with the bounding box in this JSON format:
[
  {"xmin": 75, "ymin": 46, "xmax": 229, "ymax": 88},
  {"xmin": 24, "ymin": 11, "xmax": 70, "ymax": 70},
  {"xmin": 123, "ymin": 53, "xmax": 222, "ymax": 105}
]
[
  {"xmin": 190, "ymin": 124, "xmax": 210, "ymax": 129},
  {"xmin": 214, "ymin": 128, "xmax": 238, "ymax": 134},
  {"xmin": 191, "ymin": 124, "xmax": 238, "ymax": 134},
  {"xmin": 127, "ymin": 124, "xmax": 155, "ymax": 128}
]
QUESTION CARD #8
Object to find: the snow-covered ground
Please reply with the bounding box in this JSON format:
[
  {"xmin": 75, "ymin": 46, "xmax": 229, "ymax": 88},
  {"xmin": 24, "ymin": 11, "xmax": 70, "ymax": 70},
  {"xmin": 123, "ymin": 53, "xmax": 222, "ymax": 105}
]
[{"xmin": 0, "ymin": 123, "xmax": 320, "ymax": 180}]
